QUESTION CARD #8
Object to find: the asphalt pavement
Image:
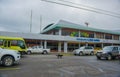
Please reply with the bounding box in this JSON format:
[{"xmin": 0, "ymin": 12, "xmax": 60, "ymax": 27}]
[{"xmin": 0, "ymin": 54, "xmax": 120, "ymax": 77}]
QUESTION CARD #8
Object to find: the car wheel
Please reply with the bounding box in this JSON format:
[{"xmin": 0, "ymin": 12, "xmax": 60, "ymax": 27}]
[
  {"xmin": 107, "ymin": 54, "xmax": 112, "ymax": 60},
  {"xmin": 27, "ymin": 51, "xmax": 31, "ymax": 55},
  {"xmin": 2, "ymin": 56, "xmax": 14, "ymax": 67},
  {"xmin": 43, "ymin": 50, "xmax": 48, "ymax": 54},
  {"xmin": 79, "ymin": 52, "xmax": 83, "ymax": 56},
  {"xmin": 90, "ymin": 52, "xmax": 94, "ymax": 55}
]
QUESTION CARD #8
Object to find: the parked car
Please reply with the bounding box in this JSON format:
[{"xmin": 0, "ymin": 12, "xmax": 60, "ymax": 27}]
[
  {"xmin": 27, "ymin": 46, "xmax": 50, "ymax": 54},
  {"xmin": 0, "ymin": 48, "xmax": 21, "ymax": 66},
  {"xmin": 96, "ymin": 46, "xmax": 120, "ymax": 60},
  {"xmin": 73, "ymin": 46, "xmax": 94, "ymax": 56}
]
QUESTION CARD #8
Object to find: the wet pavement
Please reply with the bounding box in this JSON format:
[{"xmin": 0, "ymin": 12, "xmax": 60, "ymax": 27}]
[{"xmin": 0, "ymin": 55, "xmax": 120, "ymax": 77}]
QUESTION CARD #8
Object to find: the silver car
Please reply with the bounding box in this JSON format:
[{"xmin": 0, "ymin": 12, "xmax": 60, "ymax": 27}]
[{"xmin": 73, "ymin": 46, "xmax": 94, "ymax": 56}]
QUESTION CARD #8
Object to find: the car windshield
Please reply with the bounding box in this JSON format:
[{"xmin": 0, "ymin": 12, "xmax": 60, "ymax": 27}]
[
  {"xmin": 103, "ymin": 46, "xmax": 113, "ymax": 51},
  {"xmin": 79, "ymin": 47, "xmax": 85, "ymax": 50}
]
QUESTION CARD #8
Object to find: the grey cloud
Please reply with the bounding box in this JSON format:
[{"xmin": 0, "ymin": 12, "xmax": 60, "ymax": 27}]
[{"xmin": 0, "ymin": 0, "xmax": 120, "ymax": 33}]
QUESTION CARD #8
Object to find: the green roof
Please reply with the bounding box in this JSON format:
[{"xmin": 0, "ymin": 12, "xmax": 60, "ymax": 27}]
[{"xmin": 41, "ymin": 20, "xmax": 120, "ymax": 35}]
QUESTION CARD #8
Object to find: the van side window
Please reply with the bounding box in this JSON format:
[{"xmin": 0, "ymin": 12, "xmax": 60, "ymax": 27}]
[
  {"xmin": 8, "ymin": 41, "xmax": 10, "ymax": 47},
  {"xmin": 4, "ymin": 40, "xmax": 7, "ymax": 47},
  {"xmin": 11, "ymin": 40, "xmax": 17, "ymax": 46},
  {"xmin": 0, "ymin": 39, "xmax": 3, "ymax": 46}
]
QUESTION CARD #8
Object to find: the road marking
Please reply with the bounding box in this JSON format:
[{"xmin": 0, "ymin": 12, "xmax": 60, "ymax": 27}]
[
  {"xmin": 0, "ymin": 67, "xmax": 20, "ymax": 70},
  {"xmin": 98, "ymin": 68, "xmax": 104, "ymax": 72}
]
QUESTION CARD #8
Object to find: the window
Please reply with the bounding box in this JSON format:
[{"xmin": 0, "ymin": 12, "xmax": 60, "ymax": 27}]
[
  {"xmin": 11, "ymin": 40, "xmax": 17, "ymax": 46},
  {"xmin": 85, "ymin": 46, "xmax": 93, "ymax": 49},
  {"xmin": 89, "ymin": 33, "xmax": 94, "ymax": 38}
]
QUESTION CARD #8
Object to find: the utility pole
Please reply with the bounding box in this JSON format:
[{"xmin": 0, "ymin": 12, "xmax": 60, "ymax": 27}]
[
  {"xmin": 40, "ymin": 15, "xmax": 42, "ymax": 33},
  {"xmin": 30, "ymin": 10, "xmax": 32, "ymax": 32}
]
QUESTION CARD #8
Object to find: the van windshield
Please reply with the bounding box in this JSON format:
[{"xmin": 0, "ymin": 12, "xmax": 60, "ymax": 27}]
[{"xmin": 17, "ymin": 40, "xmax": 26, "ymax": 49}]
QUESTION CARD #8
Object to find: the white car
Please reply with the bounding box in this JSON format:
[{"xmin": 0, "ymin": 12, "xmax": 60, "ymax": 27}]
[
  {"xmin": 73, "ymin": 46, "xmax": 94, "ymax": 56},
  {"xmin": 0, "ymin": 48, "xmax": 21, "ymax": 66},
  {"xmin": 27, "ymin": 46, "xmax": 50, "ymax": 54}
]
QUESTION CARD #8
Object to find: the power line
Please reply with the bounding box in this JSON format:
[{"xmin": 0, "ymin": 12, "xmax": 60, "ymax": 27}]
[
  {"xmin": 41, "ymin": 0, "xmax": 120, "ymax": 18},
  {"xmin": 59, "ymin": 0, "xmax": 120, "ymax": 16}
]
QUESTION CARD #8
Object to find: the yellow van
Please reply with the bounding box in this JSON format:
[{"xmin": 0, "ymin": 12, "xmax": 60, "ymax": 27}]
[{"xmin": 0, "ymin": 36, "xmax": 27, "ymax": 55}]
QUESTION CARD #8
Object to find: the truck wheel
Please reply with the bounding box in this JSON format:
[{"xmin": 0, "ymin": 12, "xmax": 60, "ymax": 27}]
[
  {"xmin": 97, "ymin": 56, "xmax": 101, "ymax": 60},
  {"xmin": 27, "ymin": 51, "xmax": 31, "ymax": 55},
  {"xmin": 79, "ymin": 52, "xmax": 83, "ymax": 56},
  {"xmin": 90, "ymin": 52, "xmax": 94, "ymax": 56},
  {"xmin": 2, "ymin": 56, "xmax": 14, "ymax": 67},
  {"xmin": 107, "ymin": 54, "xmax": 112, "ymax": 60},
  {"xmin": 43, "ymin": 50, "xmax": 48, "ymax": 54}
]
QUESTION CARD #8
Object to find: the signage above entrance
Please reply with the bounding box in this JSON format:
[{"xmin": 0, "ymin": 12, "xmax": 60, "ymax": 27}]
[{"xmin": 76, "ymin": 37, "xmax": 100, "ymax": 42}]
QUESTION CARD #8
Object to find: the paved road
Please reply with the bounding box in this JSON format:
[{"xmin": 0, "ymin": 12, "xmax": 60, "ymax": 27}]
[{"xmin": 0, "ymin": 55, "xmax": 120, "ymax": 77}]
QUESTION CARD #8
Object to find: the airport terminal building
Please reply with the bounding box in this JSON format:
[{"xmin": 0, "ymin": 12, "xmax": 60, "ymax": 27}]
[{"xmin": 0, "ymin": 20, "xmax": 120, "ymax": 53}]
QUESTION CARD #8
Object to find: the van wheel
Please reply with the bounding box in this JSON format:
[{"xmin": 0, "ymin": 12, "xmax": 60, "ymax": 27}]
[
  {"xmin": 2, "ymin": 56, "xmax": 14, "ymax": 67},
  {"xmin": 79, "ymin": 52, "xmax": 83, "ymax": 56},
  {"xmin": 107, "ymin": 54, "xmax": 112, "ymax": 60}
]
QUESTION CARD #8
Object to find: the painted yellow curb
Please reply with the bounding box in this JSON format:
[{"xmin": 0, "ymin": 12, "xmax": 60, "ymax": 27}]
[{"xmin": 0, "ymin": 67, "xmax": 20, "ymax": 70}]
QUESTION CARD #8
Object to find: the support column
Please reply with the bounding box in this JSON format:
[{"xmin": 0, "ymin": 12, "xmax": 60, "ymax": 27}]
[
  {"xmin": 44, "ymin": 40, "xmax": 47, "ymax": 49},
  {"xmin": 86, "ymin": 42, "xmax": 88, "ymax": 46},
  {"xmin": 119, "ymin": 35, "xmax": 120, "ymax": 40},
  {"xmin": 94, "ymin": 32, "xmax": 96, "ymax": 38},
  {"xmin": 40, "ymin": 41, "xmax": 43, "ymax": 46},
  {"xmin": 64, "ymin": 42, "xmax": 68, "ymax": 53},
  {"xmin": 79, "ymin": 31, "xmax": 81, "ymax": 37},
  {"xmin": 112, "ymin": 35, "xmax": 114, "ymax": 40},
  {"xmin": 101, "ymin": 43, "xmax": 104, "ymax": 49},
  {"xmin": 94, "ymin": 44, "xmax": 96, "ymax": 48},
  {"xmin": 58, "ymin": 42, "xmax": 61, "ymax": 53},
  {"xmin": 79, "ymin": 43, "xmax": 81, "ymax": 48},
  {"xmin": 104, "ymin": 34, "xmax": 106, "ymax": 39},
  {"xmin": 59, "ymin": 29, "xmax": 62, "ymax": 36}
]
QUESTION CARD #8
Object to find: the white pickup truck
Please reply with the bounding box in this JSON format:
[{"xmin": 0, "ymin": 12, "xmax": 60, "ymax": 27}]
[
  {"xmin": 0, "ymin": 48, "xmax": 20, "ymax": 66},
  {"xmin": 27, "ymin": 46, "xmax": 50, "ymax": 54}
]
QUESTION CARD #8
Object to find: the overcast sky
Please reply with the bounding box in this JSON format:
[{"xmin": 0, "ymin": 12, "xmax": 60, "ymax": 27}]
[{"xmin": 0, "ymin": 0, "xmax": 120, "ymax": 33}]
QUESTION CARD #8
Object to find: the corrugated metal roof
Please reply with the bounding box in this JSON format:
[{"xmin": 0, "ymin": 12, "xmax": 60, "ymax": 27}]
[{"xmin": 41, "ymin": 20, "xmax": 120, "ymax": 35}]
